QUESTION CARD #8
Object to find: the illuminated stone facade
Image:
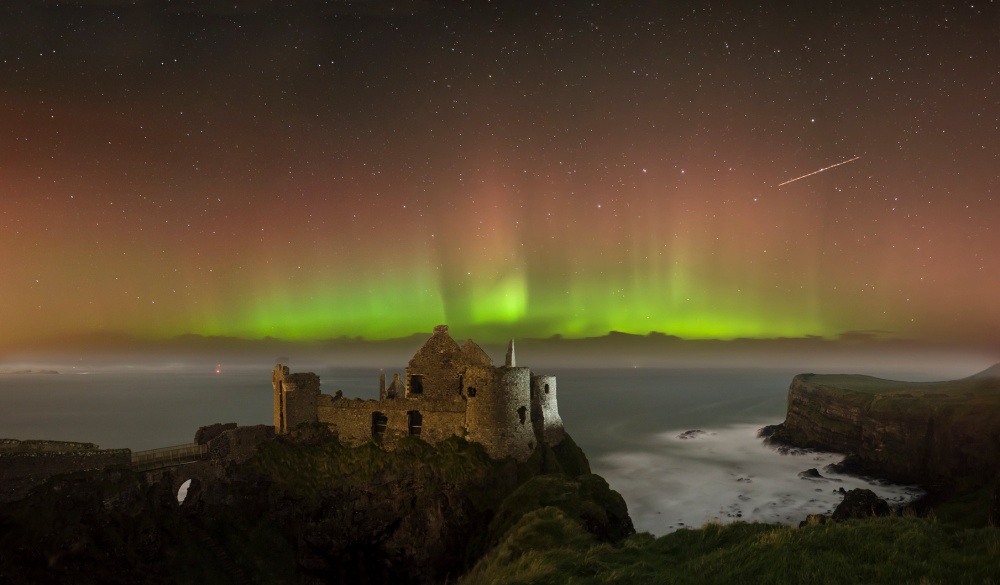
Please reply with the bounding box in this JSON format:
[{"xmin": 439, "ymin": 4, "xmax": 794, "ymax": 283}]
[{"xmin": 271, "ymin": 325, "xmax": 564, "ymax": 461}]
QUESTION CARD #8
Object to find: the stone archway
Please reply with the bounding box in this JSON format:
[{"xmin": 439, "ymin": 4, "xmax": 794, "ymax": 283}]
[{"xmin": 176, "ymin": 477, "xmax": 204, "ymax": 506}]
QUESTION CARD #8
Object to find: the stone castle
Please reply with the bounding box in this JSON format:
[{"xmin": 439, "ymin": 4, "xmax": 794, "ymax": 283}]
[{"xmin": 272, "ymin": 325, "xmax": 564, "ymax": 462}]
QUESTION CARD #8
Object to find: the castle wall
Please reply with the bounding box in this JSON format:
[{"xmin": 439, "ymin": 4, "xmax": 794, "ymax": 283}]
[
  {"xmin": 273, "ymin": 365, "xmax": 320, "ymax": 433},
  {"xmin": 531, "ymin": 375, "xmax": 565, "ymax": 445},
  {"xmin": 318, "ymin": 393, "xmax": 468, "ymax": 448},
  {"xmin": 317, "ymin": 395, "xmax": 380, "ymax": 446},
  {"xmin": 0, "ymin": 447, "xmax": 131, "ymax": 503},
  {"xmin": 271, "ymin": 327, "xmax": 561, "ymax": 462},
  {"xmin": 0, "ymin": 439, "xmax": 100, "ymax": 453},
  {"xmin": 204, "ymin": 425, "xmax": 275, "ymax": 465},
  {"xmin": 465, "ymin": 366, "xmax": 535, "ymax": 461},
  {"xmin": 407, "ymin": 409, "xmax": 466, "ymax": 445}
]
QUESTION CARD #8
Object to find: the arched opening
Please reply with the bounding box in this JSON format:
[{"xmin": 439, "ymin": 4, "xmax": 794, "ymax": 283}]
[
  {"xmin": 409, "ymin": 374, "xmax": 424, "ymax": 395},
  {"xmin": 407, "ymin": 411, "xmax": 423, "ymax": 435},
  {"xmin": 177, "ymin": 479, "xmax": 192, "ymax": 504},
  {"xmin": 518, "ymin": 406, "xmax": 527, "ymax": 425},
  {"xmin": 372, "ymin": 412, "xmax": 388, "ymax": 437}
]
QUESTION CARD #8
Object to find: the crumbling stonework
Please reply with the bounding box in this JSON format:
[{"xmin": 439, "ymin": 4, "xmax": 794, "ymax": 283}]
[
  {"xmin": 465, "ymin": 366, "xmax": 535, "ymax": 461},
  {"xmin": 0, "ymin": 441, "xmax": 131, "ymax": 502},
  {"xmin": 272, "ymin": 325, "xmax": 565, "ymax": 461},
  {"xmin": 531, "ymin": 375, "xmax": 565, "ymax": 446},
  {"xmin": 273, "ymin": 367, "xmax": 320, "ymax": 433}
]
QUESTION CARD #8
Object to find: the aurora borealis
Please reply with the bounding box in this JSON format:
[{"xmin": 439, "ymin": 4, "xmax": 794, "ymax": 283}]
[{"xmin": 1, "ymin": 1, "xmax": 997, "ymax": 350}]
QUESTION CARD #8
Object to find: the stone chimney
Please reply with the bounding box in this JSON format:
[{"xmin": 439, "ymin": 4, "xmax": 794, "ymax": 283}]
[{"xmin": 505, "ymin": 339, "xmax": 516, "ymax": 367}]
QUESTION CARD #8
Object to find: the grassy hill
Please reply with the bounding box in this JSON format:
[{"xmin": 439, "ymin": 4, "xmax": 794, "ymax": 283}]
[{"xmin": 460, "ymin": 509, "xmax": 1000, "ymax": 585}]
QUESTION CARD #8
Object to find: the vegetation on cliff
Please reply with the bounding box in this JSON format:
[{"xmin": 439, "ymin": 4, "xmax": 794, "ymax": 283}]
[
  {"xmin": 0, "ymin": 427, "xmax": 632, "ymax": 584},
  {"xmin": 461, "ymin": 512, "xmax": 1000, "ymax": 585}
]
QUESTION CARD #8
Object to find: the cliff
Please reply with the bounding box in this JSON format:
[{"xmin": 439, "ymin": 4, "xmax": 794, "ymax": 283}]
[
  {"xmin": 0, "ymin": 428, "xmax": 632, "ymax": 584},
  {"xmin": 763, "ymin": 364, "xmax": 1000, "ymax": 493}
]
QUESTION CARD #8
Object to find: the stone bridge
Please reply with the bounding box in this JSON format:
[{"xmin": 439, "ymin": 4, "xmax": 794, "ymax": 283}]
[
  {"xmin": 132, "ymin": 443, "xmax": 216, "ymax": 505},
  {"xmin": 133, "ymin": 425, "xmax": 275, "ymax": 506},
  {"xmin": 131, "ymin": 443, "xmax": 208, "ymax": 472}
]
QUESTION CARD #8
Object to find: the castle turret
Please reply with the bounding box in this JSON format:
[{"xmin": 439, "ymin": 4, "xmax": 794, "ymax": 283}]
[
  {"xmin": 464, "ymin": 365, "xmax": 535, "ymax": 461},
  {"xmin": 531, "ymin": 374, "xmax": 564, "ymax": 445},
  {"xmin": 272, "ymin": 364, "xmax": 320, "ymax": 434}
]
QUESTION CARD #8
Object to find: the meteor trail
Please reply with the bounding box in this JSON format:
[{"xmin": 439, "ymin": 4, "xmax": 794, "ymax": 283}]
[{"xmin": 778, "ymin": 155, "xmax": 861, "ymax": 187}]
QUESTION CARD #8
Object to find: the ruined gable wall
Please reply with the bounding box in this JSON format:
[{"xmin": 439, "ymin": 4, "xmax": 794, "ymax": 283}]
[
  {"xmin": 406, "ymin": 325, "xmax": 467, "ymax": 402},
  {"xmin": 460, "ymin": 339, "xmax": 493, "ymax": 366},
  {"xmin": 464, "ymin": 366, "xmax": 534, "ymax": 462},
  {"xmin": 531, "ymin": 375, "xmax": 565, "ymax": 445}
]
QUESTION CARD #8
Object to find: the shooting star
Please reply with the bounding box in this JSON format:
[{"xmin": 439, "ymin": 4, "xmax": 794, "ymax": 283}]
[{"xmin": 778, "ymin": 155, "xmax": 861, "ymax": 187}]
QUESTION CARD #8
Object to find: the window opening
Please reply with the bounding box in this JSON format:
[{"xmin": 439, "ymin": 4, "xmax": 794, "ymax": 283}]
[
  {"xmin": 467, "ymin": 387, "xmax": 477, "ymax": 397},
  {"xmin": 544, "ymin": 383, "xmax": 550, "ymax": 394},
  {"xmin": 372, "ymin": 412, "xmax": 388, "ymax": 437},
  {"xmin": 408, "ymin": 411, "xmax": 423, "ymax": 436},
  {"xmin": 518, "ymin": 406, "xmax": 527, "ymax": 425},
  {"xmin": 409, "ymin": 374, "xmax": 424, "ymax": 395}
]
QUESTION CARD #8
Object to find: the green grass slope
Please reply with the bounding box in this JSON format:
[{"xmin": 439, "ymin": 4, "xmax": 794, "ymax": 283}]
[{"xmin": 461, "ymin": 509, "xmax": 1000, "ymax": 585}]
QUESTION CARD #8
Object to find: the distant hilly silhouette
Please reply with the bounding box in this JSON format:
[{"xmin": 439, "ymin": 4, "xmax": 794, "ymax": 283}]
[{"xmin": 2, "ymin": 328, "xmax": 996, "ymax": 372}]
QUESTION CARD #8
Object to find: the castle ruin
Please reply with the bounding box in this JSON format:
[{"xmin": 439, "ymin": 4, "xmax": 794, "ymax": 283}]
[{"xmin": 272, "ymin": 325, "xmax": 564, "ymax": 462}]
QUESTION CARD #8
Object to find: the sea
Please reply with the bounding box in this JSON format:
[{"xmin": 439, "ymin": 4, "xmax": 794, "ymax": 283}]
[{"xmin": 0, "ymin": 363, "xmax": 968, "ymax": 535}]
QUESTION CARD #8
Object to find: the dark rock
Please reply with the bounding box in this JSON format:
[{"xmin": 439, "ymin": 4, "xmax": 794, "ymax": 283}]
[
  {"xmin": 831, "ymin": 488, "xmax": 891, "ymax": 521},
  {"xmin": 799, "ymin": 468, "xmax": 824, "ymax": 480},
  {"xmin": 194, "ymin": 422, "xmax": 237, "ymax": 445},
  {"xmin": 824, "ymin": 457, "xmax": 869, "ymax": 477},
  {"xmin": 677, "ymin": 430, "xmax": 707, "ymax": 440}
]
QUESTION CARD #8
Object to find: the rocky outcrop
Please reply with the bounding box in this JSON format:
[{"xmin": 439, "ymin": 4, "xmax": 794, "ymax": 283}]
[
  {"xmin": 832, "ymin": 488, "xmax": 891, "ymax": 521},
  {"xmin": 0, "ymin": 430, "xmax": 627, "ymax": 585},
  {"xmin": 763, "ymin": 365, "xmax": 1000, "ymax": 493},
  {"xmin": 194, "ymin": 422, "xmax": 238, "ymax": 445}
]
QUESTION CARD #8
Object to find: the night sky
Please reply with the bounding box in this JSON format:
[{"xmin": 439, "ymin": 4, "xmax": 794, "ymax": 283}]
[{"xmin": 1, "ymin": 1, "xmax": 997, "ymax": 349}]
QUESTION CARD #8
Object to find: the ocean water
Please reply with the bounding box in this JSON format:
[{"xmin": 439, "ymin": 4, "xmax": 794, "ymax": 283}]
[{"xmin": 0, "ymin": 365, "xmax": 930, "ymax": 534}]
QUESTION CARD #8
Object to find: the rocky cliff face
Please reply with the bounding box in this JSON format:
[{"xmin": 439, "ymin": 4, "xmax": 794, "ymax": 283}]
[
  {"xmin": 0, "ymin": 428, "xmax": 632, "ymax": 585},
  {"xmin": 764, "ymin": 367, "xmax": 1000, "ymax": 493}
]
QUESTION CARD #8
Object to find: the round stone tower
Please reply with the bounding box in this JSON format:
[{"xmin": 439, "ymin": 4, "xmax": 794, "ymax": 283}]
[
  {"xmin": 530, "ymin": 374, "xmax": 564, "ymax": 446},
  {"xmin": 463, "ymin": 365, "xmax": 535, "ymax": 461}
]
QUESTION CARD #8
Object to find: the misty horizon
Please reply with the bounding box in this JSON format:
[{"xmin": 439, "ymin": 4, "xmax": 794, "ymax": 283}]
[{"xmin": 2, "ymin": 328, "xmax": 995, "ymax": 383}]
